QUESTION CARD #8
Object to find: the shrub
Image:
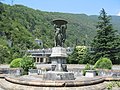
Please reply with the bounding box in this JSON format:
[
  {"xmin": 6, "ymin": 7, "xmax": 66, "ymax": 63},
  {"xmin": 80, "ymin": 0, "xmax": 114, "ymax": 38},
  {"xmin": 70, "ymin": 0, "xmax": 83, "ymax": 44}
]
[
  {"xmin": 82, "ymin": 63, "xmax": 94, "ymax": 76},
  {"xmin": 84, "ymin": 63, "xmax": 91, "ymax": 70},
  {"xmin": 107, "ymin": 81, "xmax": 120, "ymax": 89},
  {"xmin": 94, "ymin": 57, "xmax": 112, "ymax": 69},
  {"xmin": 10, "ymin": 58, "xmax": 23, "ymax": 68},
  {"xmin": 20, "ymin": 56, "xmax": 36, "ymax": 75}
]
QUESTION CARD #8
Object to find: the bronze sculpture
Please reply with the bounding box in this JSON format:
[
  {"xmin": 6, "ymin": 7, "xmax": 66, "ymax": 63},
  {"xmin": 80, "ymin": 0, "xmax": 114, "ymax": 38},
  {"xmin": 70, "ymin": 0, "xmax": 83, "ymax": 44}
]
[{"xmin": 53, "ymin": 19, "xmax": 67, "ymax": 47}]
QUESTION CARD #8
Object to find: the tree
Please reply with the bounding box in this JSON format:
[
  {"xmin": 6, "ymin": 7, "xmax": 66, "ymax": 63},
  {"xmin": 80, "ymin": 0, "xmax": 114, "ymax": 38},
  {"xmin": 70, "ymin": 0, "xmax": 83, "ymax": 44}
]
[
  {"xmin": 0, "ymin": 45, "xmax": 10, "ymax": 64},
  {"xmin": 91, "ymin": 8, "xmax": 120, "ymax": 64},
  {"xmin": 67, "ymin": 46, "xmax": 88, "ymax": 64},
  {"xmin": 20, "ymin": 56, "xmax": 36, "ymax": 75},
  {"xmin": 67, "ymin": 47, "xmax": 78, "ymax": 64},
  {"xmin": 76, "ymin": 46, "xmax": 87, "ymax": 64}
]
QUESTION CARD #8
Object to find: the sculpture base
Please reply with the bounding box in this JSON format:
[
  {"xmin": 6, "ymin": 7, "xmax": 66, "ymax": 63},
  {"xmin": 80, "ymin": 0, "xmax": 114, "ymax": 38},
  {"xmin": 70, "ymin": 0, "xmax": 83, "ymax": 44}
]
[
  {"xmin": 43, "ymin": 71, "xmax": 75, "ymax": 80},
  {"xmin": 50, "ymin": 47, "xmax": 67, "ymax": 58},
  {"xmin": 50, "ymin": 47, "xmax": 68, "ymax": 71}
]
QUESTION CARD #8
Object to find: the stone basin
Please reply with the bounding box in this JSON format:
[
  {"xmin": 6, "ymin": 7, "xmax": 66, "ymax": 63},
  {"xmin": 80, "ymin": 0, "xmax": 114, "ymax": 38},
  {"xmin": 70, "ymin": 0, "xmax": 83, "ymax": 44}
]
[{"xmin": 5, "ymin": 75, "xmax": 104, "ymax": 87}]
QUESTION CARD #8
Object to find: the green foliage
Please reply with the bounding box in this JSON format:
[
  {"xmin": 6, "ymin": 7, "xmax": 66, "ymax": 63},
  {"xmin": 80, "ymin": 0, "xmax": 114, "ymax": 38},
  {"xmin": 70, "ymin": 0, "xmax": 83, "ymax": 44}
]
[
  {"xmin": 20, "ymin": 56, "xmax": 35, "ymax": 75},
  {"xmin": 10, "ymin": 58, "xmax": 23, "ymax": 68},
  {"xmin": 76, "ymin": 46, "xmax": 87, "ymax": 64},
  {"xmin": 84, "ymin": 63, "xmax": 91, "ymax": 70},
  {"xmin": 0, "ymin": 3, "xmax": 120, "ymax": 64},
  {"xmin": 91, "ymin": 8, "xmax": 120, "ymax": 64},
  {"xmin": 0, "ymin": 45, "xmax": 11, "ymax": 64},
  {"xmin": 107, "ymin": 81, "xmax": 120, "ymax": 90},
  {"xmin": 94, "ymin": 57, "xmax": 112, "ymax": 69},
  {"xmin": 67, "ymin": 46, "xmax": 89, "ymax": 64},
  {"xmin": 82, "ymin": 63, "xmax": 94, "ymax": 76},
  {"xmin": 67, "ymin": 47, "xmax": 78, "ymax": 64},
  {"xmin": 10, "ymin": 56, "xmax": 36, "ymax": 75}
]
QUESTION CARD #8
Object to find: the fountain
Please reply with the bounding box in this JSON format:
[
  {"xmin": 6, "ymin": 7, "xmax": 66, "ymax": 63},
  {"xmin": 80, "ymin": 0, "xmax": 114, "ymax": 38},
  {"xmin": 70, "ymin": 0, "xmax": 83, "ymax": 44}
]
[
  {"xmin": 0, "ymin": 19, "xmax": 107, "ymax": 90},
  {"xmin": 43, "ymin": 19, "xmax": 75, "ymax": 80}
]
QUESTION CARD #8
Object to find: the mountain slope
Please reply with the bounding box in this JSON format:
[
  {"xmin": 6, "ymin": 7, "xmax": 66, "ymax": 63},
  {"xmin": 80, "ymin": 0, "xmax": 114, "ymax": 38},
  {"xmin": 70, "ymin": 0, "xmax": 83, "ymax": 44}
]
[
  {"xmin": 1, "ymin": 4, "xmax": 120, "ymax": 47},
  {"xmin": 0, "ymin": 3, "xmax": 120, "ymax": 63}
]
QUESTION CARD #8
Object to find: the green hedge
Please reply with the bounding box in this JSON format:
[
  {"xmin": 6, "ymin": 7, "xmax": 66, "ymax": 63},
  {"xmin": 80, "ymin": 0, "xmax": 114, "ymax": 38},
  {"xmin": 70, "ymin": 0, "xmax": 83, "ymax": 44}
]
[
  {"xmin": 20, "ymin": 56, "xmax": 36, "ymax": 75},
  {"xmin": 10, "ymin": 57, "xmax": 36, "ymax": 75},
  {"xmin": 94, "ymin": 57, "xmax": 112, "ymax": 69},
  {"xmin": 10, "ymin": 58, "xmax": 23, "ymax": 68}
]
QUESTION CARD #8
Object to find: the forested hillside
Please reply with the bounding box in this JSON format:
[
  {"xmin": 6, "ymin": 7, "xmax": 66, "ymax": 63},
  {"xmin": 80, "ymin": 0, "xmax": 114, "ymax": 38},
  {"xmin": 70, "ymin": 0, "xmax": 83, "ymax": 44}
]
[{"xmin": 0, "ymin": 3, "xmax": 120, "ymax": 63}]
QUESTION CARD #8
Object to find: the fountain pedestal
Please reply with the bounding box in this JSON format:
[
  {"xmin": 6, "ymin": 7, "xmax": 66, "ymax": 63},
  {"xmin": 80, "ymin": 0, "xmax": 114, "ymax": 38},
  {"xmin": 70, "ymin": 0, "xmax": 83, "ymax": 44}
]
[
  {"xmin": 50, "ymin": 47, "xmax": 67, "ymax": 71},
  {"xmin": 43, "ymin": 47, "xmax": 75, "ymax": 80},
  {"xmin": 43, "ymin": 71, "xmax": 75, "ymax": 80}
]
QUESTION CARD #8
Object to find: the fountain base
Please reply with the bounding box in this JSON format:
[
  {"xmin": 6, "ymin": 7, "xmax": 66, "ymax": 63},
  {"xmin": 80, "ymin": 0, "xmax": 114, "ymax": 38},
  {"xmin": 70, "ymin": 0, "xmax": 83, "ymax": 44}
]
[{"xmin": 43, "ymin": 71, "xmax": 75, "ymax": 80}]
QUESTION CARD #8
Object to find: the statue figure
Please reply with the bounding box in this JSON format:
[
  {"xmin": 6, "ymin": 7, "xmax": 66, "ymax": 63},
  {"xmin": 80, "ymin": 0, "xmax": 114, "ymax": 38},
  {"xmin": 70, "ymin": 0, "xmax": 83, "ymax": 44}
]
[
  {"xmin": 54, "ymin": 24, "xmax": 67, "ymax": 47},
  {"xmin": 61, "ymin": 24, "xmax": 67, "ymax": 45}
]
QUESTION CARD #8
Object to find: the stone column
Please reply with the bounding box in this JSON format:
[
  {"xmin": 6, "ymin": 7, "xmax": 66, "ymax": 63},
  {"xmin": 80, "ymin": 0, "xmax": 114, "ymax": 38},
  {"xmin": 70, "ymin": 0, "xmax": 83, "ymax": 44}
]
[{"xmin": 43, "ymin": 58, "xmax": 46, "ymax": 63}]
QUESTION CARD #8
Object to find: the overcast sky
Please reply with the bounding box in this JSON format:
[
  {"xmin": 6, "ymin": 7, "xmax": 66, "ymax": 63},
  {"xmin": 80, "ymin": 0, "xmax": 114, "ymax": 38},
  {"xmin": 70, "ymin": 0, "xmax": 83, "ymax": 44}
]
[{"xmin": 2, "ymin": 0, "xmax": 120, "ymax": 16}]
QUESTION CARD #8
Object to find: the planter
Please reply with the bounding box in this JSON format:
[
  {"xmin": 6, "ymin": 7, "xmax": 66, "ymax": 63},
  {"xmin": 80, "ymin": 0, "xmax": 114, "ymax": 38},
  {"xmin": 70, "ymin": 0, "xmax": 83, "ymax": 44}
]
[{"xmin": 85, "ymin": 70, "xmax": 96, "ymax": 77}]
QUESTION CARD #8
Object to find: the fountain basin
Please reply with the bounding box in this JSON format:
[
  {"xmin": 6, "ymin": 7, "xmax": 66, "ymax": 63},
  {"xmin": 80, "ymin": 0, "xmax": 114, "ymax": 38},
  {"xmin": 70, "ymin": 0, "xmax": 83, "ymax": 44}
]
[{"xmin": 5, "ymin": 75, "xmax": 104, "ymax": 87}]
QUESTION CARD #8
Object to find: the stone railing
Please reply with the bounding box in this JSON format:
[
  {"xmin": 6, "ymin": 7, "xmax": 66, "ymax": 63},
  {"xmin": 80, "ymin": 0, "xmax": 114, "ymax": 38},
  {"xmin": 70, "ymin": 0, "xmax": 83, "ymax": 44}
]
[
  {"xmin": 97, "ymin": 69, "xmax": 120, "ymax": 77},
  {"xmin": 1, "ymin": 67, "xmax": 120, "ymax": 78},
  {"xmin": 0, "ymin": 68, "xmax": 22, "ymax": 76},
  {"xmin": 27, "ymin": 47, "xmax": 74, "ymax": 55}
]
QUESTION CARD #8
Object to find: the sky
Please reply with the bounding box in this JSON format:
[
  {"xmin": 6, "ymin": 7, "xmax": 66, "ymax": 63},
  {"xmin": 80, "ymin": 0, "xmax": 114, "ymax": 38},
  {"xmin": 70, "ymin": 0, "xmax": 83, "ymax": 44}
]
[{"xmin": 2, "ymin": 0, "xmax": 120, "ymax": 16}]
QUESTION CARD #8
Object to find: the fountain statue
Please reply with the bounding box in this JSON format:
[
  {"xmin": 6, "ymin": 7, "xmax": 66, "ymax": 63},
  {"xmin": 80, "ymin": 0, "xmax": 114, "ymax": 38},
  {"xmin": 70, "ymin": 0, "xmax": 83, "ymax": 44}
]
[
  {"xmin": 53, "ymin": 20, "xmax": 67, "ymax": 47},
  {"xmin": 43, "ymin": 19, "xmax": 75, "ymax": 80}
]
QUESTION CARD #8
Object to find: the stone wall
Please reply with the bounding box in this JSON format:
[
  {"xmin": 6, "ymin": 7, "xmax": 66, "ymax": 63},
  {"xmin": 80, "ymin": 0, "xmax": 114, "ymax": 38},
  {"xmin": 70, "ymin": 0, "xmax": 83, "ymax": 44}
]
[{"xmin": 0, "ymin": 68, "xmax": 22, "ymax": 75}]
